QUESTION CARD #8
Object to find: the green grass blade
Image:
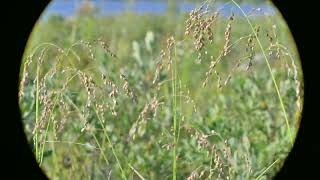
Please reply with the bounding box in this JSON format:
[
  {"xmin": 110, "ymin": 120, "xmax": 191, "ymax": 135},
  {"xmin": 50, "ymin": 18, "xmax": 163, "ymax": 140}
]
[{"xmin": 230, "ymin": 0, "xmax": 294, "ymax": 146}]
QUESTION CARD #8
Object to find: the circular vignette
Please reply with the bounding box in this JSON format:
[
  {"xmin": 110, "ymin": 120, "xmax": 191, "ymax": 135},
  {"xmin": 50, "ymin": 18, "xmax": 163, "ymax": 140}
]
[
  {"xmin": 14, "ymin": 0, "xmax": 308, "ymax": 179},
  {"xmin": 272, "ymin": 0, "xmax": 312, "ymax": 179},
  {"xmin": 13, "ymin": 1, "xmax": 50, "ymax": 179}
]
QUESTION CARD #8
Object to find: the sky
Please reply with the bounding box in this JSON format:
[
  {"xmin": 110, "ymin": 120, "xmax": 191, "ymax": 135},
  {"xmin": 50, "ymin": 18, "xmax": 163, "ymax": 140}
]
[{"xmin": 41, "ymin": 0, "xmax": 276, "ymax": 19}]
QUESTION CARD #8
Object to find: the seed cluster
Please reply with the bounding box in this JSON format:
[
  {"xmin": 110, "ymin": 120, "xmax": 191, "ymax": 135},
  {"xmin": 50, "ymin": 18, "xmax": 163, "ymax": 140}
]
[
  {"xmin": 187, "ymin": 170, "xmax": 199, "ymax": 180},
  {"xmin": 244, "ymin": 153, "xmax": 252, "ymax": 175},
  {"xmin": 183, "ymin": 126, "xmax": 233, "ymax": 179},
  {"xmin": 19, "ymin": 1, "xmax": 303, "ymax": 178},
  {"xmin": 102, "ymin": 74, "xmax": 119, "ymax": 117},
  {"xmin": 33, "ymin": 58, "xmax": 58, "ymax": 135},
  {"xmin": 19, "ymin": 55, "xmax": 33, "ymax": 99},
  {"xmin": 33, "ymin": 90, "xmax": 54, "ymax": 136},
  {"xmin": 222, "ymin": 56, "xmax": 246, "ymax": 89},
  {"xmin": 81, "ymin": 40, "xmax": 95, "ymax": 59},
  {"xmin": 292, "ymin": 58, "xmax": 301, "ymax": 112},
  {"xmin": 78, "ymin": 71, "xmax": 98, "ymax": 131},
  {"xmin": 245, "ymin": 26, "xmax": 260, "ymax": 71},
  {"xmin": 222, "ymin": 14, "xmax": 234, "ymax": 56},
  {"xmin": 120, "ymin": 73, "xmax": 137, "ymax": 103},
  {"xmin": 166, "ymin": 36, "xmax": 175, "ymax": 70},
  {"xmin": 185, "ymin": 6, "xmax": 219, "ymax": 63},
  {"xmin": 211, "ymin": 142, "xmax": 232, "ymax": 179},
  {"xmin": 184, "ymin": 88, "xmax": 197, "ymax": 113},
  {"xmin": 129, "ymin": 97, "xmax": 162, "ymax": 139},
  {"xmin": 152, "ymin": 50, "xmax": 166, "ymax": 84},
  {"xmin": 79, "ymin": 71, "xmax": 96, "ymax": 108},
  {"xmin": 152, "ymin": 37, "xmax": 175, "ymax": 85},
  {"xmin": 202, "ymin": 14, "xmax": 235, "ymax": 88},
  {"xmin": 96, "ymin": 38, "xmax": 117, "ymax": 58},
  {"xmin": 193, "ymin": 130, "xmax": 217, "ymax": 150},
  {"xmin": 55, "ymin": 97, "xmax": 70, "ymax": 140},
  {"xmin": 203, "ymin": 57, "xmax": 218, "ymax": 87},
  {"xmin": 266, "ymin": 26, "xmax": 301, "ymax": 113},
  {"xmin": 266, "ymin": 27, "xmax": 281, "ymax": 60}
]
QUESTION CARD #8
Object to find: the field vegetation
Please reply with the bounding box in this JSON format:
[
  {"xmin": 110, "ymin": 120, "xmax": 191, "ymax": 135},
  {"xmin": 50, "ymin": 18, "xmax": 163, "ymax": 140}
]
[{"xmin": 19, "ymin": 0, "xmax": 303, "ymax": 179}]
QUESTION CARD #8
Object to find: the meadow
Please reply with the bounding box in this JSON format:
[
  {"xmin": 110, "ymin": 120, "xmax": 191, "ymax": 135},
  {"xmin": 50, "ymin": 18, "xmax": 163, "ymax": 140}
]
[{"xmin": 19, "ymin": 0, "xmax": 303, "ymax": 179}]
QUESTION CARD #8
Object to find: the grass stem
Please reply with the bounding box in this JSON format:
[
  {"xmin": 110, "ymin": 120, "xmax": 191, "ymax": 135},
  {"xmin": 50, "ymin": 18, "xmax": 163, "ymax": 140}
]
[
  {"xmin": 35, "ymin": 62, "xmax": 40, "ymax": 163},
  {"xmin": 255, "ymin": 159, "xmax": 279, "ymax": 180},
  {"xmin": 231, "ymin": 0, "xmax": 294, "ymax": 146}
]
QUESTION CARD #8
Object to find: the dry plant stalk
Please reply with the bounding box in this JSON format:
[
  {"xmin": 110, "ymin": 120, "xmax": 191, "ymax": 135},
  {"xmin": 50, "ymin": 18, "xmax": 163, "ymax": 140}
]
[
  {"xmin": 129, "ymin": 97, "xmax": 162, "ymax": 140},
  {"xmin": 185, "ymin": 6, "xmax": 219, "ymax": 63},
  {"xmin": 18, "ymin": 1, "xmax": 303, "ymax": 178},
  {"xmin": 120, "ymin": 73, "xmax": 137, "ymax": 103},
  {"xmin": 101, "ymin": 74, "xmax": 119, "ymax": 117}
]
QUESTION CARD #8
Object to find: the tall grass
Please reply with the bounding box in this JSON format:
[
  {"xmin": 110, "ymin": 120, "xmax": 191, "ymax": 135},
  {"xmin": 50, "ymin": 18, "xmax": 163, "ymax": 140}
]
[
  {"xmin": 230, "ymin": 0, "xmax": 293, "ymax": 146},
  {"xmin": 18, "ymin": 0, "xmax": 302, "ymax": 179}
]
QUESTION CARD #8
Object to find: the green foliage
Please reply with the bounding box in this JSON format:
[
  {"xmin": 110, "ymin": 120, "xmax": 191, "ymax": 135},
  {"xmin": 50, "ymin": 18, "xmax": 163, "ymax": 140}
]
[{"xmin": 19, "ymin": 1, "xmax": 302, "ymax": 179}]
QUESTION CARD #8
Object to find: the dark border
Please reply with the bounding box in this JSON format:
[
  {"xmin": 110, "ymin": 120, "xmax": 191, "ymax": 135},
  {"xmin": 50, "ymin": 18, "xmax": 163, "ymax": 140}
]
[
  {"xmin": 4, "ymin": 0, "xmax": 317, "ymax": 179},
  {"xmin": 6, "ymin": 0, "xmax": 50, "ymax": 179},
  {"xmin": 273, "ymin": 0, "xmax": 319, "ymax": 179}
]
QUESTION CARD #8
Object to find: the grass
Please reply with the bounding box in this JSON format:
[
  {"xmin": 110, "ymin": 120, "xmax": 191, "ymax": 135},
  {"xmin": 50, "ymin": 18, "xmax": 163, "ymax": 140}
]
[
  {"xmin": 18, "ymin": 0, "xmax": 303, "ymax": 179},
  {"xmin": 35, "ymin": 59, "xmax": 40, "ymax": 162},
  {"xmin": 255, "ymin": 158, "xmax": 280, "ymax": 180},
  {"xmin": 172, "ymin": 43, "xmax": 178, "ymax": 180},
  {"xmin": 128, "ymin": 163, "xmax": 146, "ymax": 180},
  {"xmin": 230, "ymin": 0, "xmax": 293, "ymax": 146}
]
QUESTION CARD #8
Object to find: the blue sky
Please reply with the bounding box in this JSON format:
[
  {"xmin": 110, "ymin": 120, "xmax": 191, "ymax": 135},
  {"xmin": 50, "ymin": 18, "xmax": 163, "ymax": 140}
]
[{"xmin": 42, "ymin": 0, "xmax": 275, "ymax": 19}]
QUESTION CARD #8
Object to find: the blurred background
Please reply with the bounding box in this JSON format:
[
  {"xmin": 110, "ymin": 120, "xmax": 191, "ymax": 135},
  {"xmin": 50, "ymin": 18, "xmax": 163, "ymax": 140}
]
[{"xmin": 20, "ymin": 0, "xmax": 302, "ymax": 179}]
